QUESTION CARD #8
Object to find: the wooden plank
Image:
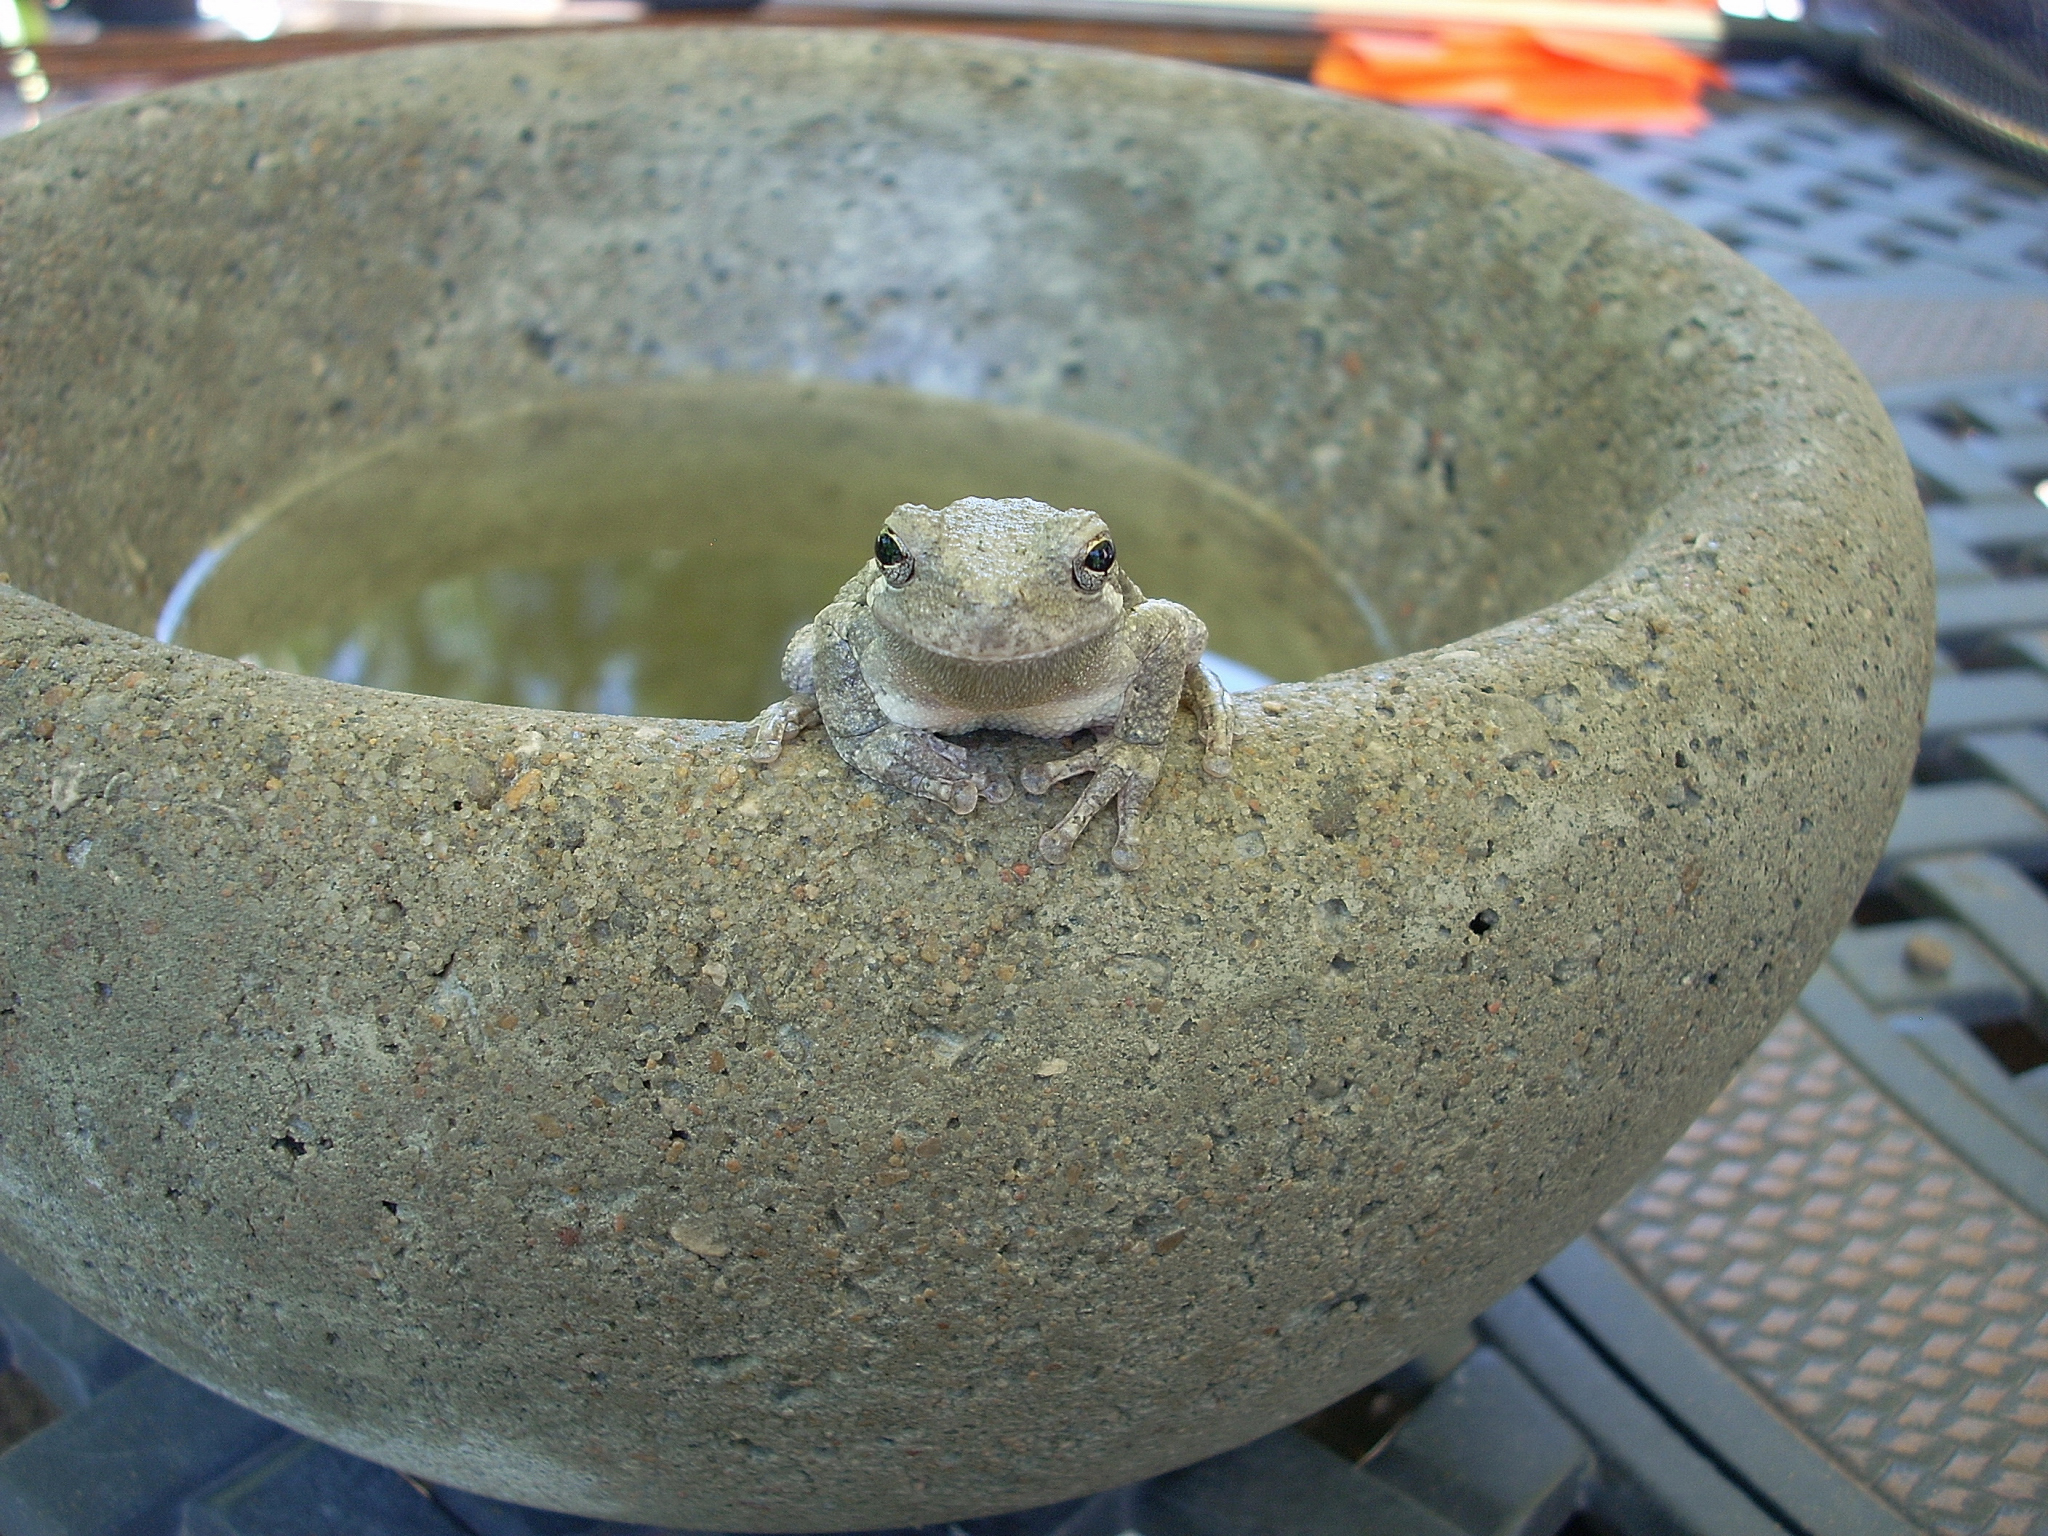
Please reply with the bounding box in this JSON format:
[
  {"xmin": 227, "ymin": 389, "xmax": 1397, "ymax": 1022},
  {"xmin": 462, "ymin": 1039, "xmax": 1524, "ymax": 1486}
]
[{"xmin": 33, "ymin": 9, "xmax": 1325, "ymax": 91}]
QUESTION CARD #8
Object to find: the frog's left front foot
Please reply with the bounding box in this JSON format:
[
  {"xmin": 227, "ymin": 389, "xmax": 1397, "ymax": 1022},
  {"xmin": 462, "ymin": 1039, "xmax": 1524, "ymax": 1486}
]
[
  {"xmin": 847, "ymin": 724, "xmax": 1011, "ymax": 816},
  {"xmin": 746, "ymin": 695, "xmax": 820, "ymax": 764},
  {"xmin": 1023, "ymin": 739, "xmax": 1163, "ymax": 871}
]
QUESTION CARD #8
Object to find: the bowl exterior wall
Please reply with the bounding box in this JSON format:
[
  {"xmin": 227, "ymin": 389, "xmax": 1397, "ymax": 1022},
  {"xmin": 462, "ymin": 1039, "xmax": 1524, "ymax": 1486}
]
[{"xmin": 0, "ymin": 30, "xmax": 1930, "ymax": 1526}]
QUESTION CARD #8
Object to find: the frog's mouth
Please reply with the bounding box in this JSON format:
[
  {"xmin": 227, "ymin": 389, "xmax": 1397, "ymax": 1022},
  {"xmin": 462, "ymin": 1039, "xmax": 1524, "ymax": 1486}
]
[{"xmin": 873, "ymin": 589, "xmax": 1126, "ymax": 664}]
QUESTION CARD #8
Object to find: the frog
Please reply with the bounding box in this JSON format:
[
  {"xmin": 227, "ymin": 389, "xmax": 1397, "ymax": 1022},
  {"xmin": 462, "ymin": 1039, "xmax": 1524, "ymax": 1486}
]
[{"xmin": 746, "ymin": 496, "xmax": 1233, "ymax": 871}]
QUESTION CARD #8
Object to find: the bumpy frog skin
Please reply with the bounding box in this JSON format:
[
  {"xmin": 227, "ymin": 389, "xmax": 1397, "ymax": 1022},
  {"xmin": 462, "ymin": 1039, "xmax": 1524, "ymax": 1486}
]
[{"xmin": 747, "ymin": 497, "xmax": 1233, "ymax": 871}]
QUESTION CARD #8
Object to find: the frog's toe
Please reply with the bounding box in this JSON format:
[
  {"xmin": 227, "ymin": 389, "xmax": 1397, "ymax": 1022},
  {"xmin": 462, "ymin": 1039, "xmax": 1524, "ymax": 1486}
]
[
  {"xmin": 1037, "ymin": 828, "xmax": 1074, "ymax": 864},
  {"xmin": 1203, "ymin": 752, "xmax": 1233, "ymax": 779},
  {"xmin": 892, "ymin": 762, "xmax": 980, "ymax": 815},
  {"xmin": 747, "ymin": 696, "xmax": 818, "ymax": 764},
  {"xmin": 1110, "ymin": 838, "xmax": 1144, "ymax": 872},
  {"xmin": 978, "ymin": 772, "xmax": 1014, "ymax": 805},
  {"xmin": 1021, "ymin": 746, "xmax": 1100, "ymax": 797}
]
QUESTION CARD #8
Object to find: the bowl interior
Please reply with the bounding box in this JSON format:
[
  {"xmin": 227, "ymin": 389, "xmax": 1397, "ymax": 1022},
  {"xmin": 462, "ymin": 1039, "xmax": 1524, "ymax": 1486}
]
[{"xmin": 0, "ymin": 29, "xmax": 1713, "ymax": 698}]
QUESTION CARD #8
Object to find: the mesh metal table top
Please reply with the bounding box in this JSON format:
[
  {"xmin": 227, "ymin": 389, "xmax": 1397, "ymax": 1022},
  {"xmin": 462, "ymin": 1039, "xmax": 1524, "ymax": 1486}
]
[{"xmin": 1458, "ymin": 69, "xmax": 2048, "ymax": 300}]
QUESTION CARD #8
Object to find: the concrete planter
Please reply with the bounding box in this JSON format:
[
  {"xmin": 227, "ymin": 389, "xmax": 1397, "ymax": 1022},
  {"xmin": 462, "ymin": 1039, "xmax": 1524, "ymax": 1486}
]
[{"xmin": 0, "ymin": 30, "xmax": 1929, "ymax": 1528}]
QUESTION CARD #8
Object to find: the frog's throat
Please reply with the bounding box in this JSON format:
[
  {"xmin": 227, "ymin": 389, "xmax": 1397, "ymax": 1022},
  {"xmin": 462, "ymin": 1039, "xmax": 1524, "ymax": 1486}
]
[{"xmin": 879, "ymin": 626, "xmax": 1131, "ymax": 711}]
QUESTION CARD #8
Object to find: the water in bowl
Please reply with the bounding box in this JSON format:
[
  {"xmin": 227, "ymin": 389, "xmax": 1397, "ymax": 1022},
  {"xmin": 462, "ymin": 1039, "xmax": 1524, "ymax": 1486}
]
[{"xmin": 166, "ymin": 378, "xmax": 1384, "ymax": 721}]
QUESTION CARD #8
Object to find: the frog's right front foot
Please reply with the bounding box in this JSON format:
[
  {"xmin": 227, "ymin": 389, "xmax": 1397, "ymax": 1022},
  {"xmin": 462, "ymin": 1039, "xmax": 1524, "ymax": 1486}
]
[
  {"xmin": 746, "ymin": 695, "xmax": 820, "ymax": 764},
  {"xmin": 849, "ymin": 726, "xmax": 1009, "ymax": 815}
]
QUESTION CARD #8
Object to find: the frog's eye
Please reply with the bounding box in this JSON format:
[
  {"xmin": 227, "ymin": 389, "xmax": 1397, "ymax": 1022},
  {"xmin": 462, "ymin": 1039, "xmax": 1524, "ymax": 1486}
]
[
  {"xmin": 1073, "ymin": 537, "xmax": 1116, "ymax": 592},
  {"xmin": 875, "ymin": 529, "xmax": 914, "ymax": 585}
]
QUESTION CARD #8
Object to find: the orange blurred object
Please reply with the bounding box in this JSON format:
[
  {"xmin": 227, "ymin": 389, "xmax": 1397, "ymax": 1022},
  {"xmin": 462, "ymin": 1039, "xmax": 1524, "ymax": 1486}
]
[{"xmin": 1312, "ymin": 23, "xmax": 1729, "ymax": 133}]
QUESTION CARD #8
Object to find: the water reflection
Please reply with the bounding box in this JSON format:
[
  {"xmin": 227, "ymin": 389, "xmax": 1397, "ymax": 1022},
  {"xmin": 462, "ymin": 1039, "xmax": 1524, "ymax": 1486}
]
[
  {"xmin": 177, "ymin": 381, "xmax": 1366, "ymax": 716},
  {"xmin": 250, "ymin": 550, "xmax": 1271, "ymax": 720}
]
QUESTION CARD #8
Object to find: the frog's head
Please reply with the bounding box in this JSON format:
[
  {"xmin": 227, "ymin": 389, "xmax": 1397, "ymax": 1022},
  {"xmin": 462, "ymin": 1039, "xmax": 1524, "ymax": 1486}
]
[{"xmin": 867, "ymin": 497, "xmax": 1129, "ymax": 662}]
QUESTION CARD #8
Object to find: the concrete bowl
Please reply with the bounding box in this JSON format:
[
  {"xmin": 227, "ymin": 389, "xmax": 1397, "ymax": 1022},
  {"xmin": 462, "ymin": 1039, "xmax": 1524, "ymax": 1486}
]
[{"xmin": 0, "ymin": 28, "xmax": 1930, "ymax": 1527}]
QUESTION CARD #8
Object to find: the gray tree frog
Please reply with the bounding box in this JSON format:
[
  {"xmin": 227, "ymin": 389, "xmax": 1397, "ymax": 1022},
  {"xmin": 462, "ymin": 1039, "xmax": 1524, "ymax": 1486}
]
[{"xmin": 746, "ymin": 497, "xmax": 1233, "ymax": 871}]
